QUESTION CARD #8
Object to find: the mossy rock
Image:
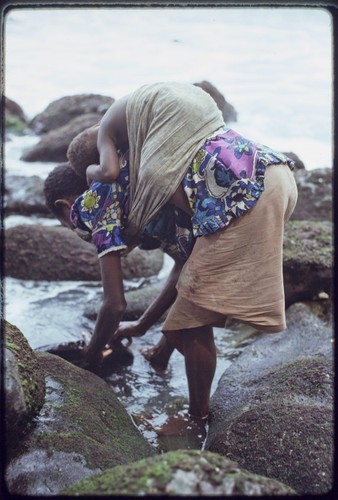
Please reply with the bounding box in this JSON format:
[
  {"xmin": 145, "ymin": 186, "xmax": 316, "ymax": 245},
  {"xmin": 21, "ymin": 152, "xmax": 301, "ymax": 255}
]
[
  {"xmin": 5, "ymin": 114, "xmax": 29, "ymax": 135},
  {"xmin": 4, "ymin": 321, "xmax": 46, "ymax": 442},
  {"xmin": 283, "ymin": 220, "xmax": 333, "ymax": 304},
  {"xmin": 62, "ymin": 449, "xmax": 296, "ymax": 496},
  {"xmin": 283, "ymin": 220, "xmax": 332, "ymax": 267},
  {"xmin": 5, "ymin": 352, "xmax": 155, "ymax": 495},
  {"xmin": 207, "ymin": 304, "xmax": 334, "ymax": 495}
]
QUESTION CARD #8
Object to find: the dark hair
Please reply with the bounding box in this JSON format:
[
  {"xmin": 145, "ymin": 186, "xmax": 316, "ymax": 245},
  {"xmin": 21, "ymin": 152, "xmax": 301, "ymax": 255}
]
[
  {"xmin": 67, "ymin": 124, "xmax": 100, "ymax": 179},
  {"xmin": 44, "ymin": 162, "xmax": 88, "ymax": 216}
]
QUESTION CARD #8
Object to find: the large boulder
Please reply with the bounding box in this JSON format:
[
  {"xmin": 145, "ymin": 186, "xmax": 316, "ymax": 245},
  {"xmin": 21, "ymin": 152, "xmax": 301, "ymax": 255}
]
[
  {"xmin": 4, "ymin": 224, "xmax": 163, "ymax": 281},
  {"xmin": 29, "ymin": 94, "xmax": 114, "ymax": 134},
  {"xmin": 205, "ymin": 302, "xmax": 334, "ymax": 495},
  {"xmin": 4, "ymin": 175, "xmax": 51, "ymax": 216},
  {"xmin": 62, "ymin": 449, "xmax": 295, "ymax": 496},
  {"xmin": 5, "ymin": 351, "xmax": 155, "ymax": 496},
  {"xmin": 20, "ymin": 113, "xmax": 102, "ymax": 163},
  {"xmin": 4, "ymin": 321, "xmax": 46, "ymax": 452},
  {"xmin": 283, "ymin": 220, "xmax": 332, "ymax": 305},
  {"xmin": 291, "ymin": 167, "xmax": 332, "ymax": 221},
  {"xmin": 194, "ymin": 80, "xmax": 237, "ymax": 123}
]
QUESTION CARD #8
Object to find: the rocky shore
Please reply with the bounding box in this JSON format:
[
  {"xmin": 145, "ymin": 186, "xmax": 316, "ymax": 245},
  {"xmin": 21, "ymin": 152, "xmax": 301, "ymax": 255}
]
[{"xmin": 4, "ymin": 85, "xmax": 334, "ymax": 495}]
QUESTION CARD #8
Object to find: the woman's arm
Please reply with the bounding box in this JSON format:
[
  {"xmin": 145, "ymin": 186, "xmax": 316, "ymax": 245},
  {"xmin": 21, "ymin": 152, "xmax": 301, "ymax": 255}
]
[
  {"xmin": 86, "ymin": 95, "xmax": 129, "ymax": 185},
  {"xmin": 84, "ymin": 251, "xmax": 127, "ymax": 367},
  {"xmin": 112, "ymin": 251, "xmax": 183, "ymax": 342}
]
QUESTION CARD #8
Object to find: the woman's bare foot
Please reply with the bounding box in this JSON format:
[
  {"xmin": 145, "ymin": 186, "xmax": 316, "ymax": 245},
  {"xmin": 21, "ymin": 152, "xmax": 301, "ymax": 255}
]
[{"xmin": 141, "ymin": 336, "xmax": 174, "ymax": 371}]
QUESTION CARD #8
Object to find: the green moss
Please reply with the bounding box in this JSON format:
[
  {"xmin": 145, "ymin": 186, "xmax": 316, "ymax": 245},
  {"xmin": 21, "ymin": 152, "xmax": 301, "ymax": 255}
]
[
  {"xmin": 5, "ymin": 114, "xmax": 28, "ymax": 134},
  {"xmin": 5, "ymin": 320, "xmax": 45, "ymax": 416},
  {"xmin": 62, "ymin": 450, "xmax": 296, "ymax": 496},
  {"xmin": 34, "ymin": 353, "xmax": 154, "ymax": 471}
]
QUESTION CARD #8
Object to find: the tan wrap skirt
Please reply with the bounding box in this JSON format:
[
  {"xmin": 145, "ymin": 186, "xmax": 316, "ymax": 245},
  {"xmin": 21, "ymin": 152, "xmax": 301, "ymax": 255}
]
[{"xmin": 162, "ymin": 163, "xmax": 298, "ymax": 335}]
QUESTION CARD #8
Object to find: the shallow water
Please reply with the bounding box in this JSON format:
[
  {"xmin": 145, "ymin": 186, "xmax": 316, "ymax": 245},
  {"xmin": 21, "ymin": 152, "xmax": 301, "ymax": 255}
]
[{"xmin": 5, "ymin": 273, "xmax": 256, "ymax": 451}]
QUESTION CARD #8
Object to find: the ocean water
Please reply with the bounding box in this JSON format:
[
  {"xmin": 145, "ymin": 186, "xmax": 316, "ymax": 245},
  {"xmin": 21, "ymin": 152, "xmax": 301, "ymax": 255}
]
[{"xmin": 4, "ymin": 6, "xmax": 332, "ymax": 170}]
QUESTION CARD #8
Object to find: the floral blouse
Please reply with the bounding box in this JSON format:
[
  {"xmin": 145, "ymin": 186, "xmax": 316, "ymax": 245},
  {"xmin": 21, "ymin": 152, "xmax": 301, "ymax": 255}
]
[{"xmin": 70, "ymin": 127, "xmax": 294, "ymax": 260}]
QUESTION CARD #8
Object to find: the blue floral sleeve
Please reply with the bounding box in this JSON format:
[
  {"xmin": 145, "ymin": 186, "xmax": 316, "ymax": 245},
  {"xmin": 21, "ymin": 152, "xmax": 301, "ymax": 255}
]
[{"xmin": 70, "ymin": 155, "xmax": 130, "ymax": 257}]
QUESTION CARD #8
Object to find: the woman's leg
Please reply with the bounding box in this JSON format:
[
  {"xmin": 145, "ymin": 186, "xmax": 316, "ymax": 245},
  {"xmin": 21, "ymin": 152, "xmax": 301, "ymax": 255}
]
[
  {"xmin": 164, "ymin": 325, "xmax": 216, "ymax": 417},
  {"xmin": 181, "ymin": 325, "xmax": 216, "ymax": 418}
]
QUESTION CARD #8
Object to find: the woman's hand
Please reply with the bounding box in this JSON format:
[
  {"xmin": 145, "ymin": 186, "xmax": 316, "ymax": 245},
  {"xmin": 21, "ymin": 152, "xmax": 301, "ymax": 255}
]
[{"xmin": 110, "ymin": 320, "xmax": 147, "ymax": 345}]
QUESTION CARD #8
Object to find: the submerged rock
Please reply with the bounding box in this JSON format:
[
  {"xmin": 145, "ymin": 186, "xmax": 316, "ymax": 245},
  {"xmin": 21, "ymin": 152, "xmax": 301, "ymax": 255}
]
[
  {"xmin": 205, "ymin": 302, "xmax": 334, "ymax": 495},
  {"xmin": 35, "ymin": 339, "xmax": 134, "ymax": 376},
  {"xmin": 5, "ymin": 352, "xmax": 155, "ymax": 496},
  {"xmin": 61, "ymin": 449, "xmax": 296, "ymax": 496}
]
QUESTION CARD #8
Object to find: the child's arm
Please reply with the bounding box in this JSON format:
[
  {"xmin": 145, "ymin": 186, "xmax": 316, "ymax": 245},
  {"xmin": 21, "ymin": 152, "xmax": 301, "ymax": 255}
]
[
  {"xmin": 83, "ymin": 251, "xmax": 126, "ymax": 369},
  {"xmin": 86, "ymin": 95, "xmax": 129, "ymax": 185}
]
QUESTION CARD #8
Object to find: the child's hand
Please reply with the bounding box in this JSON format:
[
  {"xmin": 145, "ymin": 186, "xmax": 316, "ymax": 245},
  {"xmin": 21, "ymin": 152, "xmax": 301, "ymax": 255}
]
[
  {"xmin": 79, "ymin": 345, "xmax": 103, "ymax": 374},
  {"xmin": 86, "ymin": 164, "xmax": 100, "ymax": 186}
]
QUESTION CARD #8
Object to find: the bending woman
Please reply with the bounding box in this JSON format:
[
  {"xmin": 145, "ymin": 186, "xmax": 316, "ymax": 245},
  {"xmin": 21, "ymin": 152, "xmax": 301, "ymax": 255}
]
[{"xmin": 45, "ymin": 81, "xmax": 298, "ymax": 432}]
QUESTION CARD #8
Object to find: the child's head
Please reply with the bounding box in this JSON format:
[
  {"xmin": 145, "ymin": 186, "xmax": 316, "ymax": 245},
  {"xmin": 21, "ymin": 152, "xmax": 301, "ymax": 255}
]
[
  {"xmin": 67, "ymin": 124, "xmax": 100, "ymax": 179},
  {"xmin": 44, "ymin": 162, "xmax": 88, "ymax": 224}
]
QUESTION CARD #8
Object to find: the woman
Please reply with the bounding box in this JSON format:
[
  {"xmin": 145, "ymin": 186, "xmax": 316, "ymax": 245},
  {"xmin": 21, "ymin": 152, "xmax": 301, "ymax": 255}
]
[{"xmin": 45, "ymin": 81, "xmax": 298, "ymax": 437}]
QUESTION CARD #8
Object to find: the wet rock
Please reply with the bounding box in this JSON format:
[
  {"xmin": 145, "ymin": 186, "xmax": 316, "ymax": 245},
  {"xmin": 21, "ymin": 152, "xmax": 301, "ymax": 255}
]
[
  {"xmin": 62, "ymin": 449, "xmax": 296, "ymax": 496},
  {"xmin": 29, "ymin": 94, "xmax": 114, "ymax": 134},
  {"xmin": 20, "ymin": 113, "xmax": 102, "ymax": 163},
  {"xmin": 4, "ymin": 321, "xmax": 46, "ymax": 452},
  {"xmin": 205, "ymin": 302, "xmax": 334, "ymax": 495},
  {"xmin": 122, "ymin": 248, "xmax": 163, "ymax": 280},
  {"xmin": 194, "ymin": 81, "xmax": 237, "ymax": 123},
  {"xmin": 5, "ymin": 175, "xmax": 51, "ymax": 216},
  {"xmin": 4, "ymin": 224, "xmax": 163, "ymax": 281},
  {"xmin": 291, "ymin": 167, "xmax": 332, "ymax": 221},
  {"xmin": 5, "ymin": 224, "xmax": 100, "ymax": 281},
  {"xmin": 283, "ymin": 220, "xmax": 333, "ymax": 306},
  {"xmin": 5, "ymin": 97, "xmax": 29, "ymax": 136},
  {"xmin": 5, "ymin": 352, "xmax": 155, "ymax": 496},
  {"xmin": 36, "ymin": 339, "xmax": 134, "ymax": 376}
]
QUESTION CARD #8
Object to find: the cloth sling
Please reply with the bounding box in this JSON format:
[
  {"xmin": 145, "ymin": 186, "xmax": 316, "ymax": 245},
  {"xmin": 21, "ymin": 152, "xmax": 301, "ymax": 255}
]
[{"xmin": 125, "ymin": 82, "xmax": 225, "ymax": 247}]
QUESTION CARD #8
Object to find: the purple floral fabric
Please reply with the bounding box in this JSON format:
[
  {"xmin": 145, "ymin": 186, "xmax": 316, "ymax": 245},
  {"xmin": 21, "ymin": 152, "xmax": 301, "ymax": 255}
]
[{"xmin": 182, "ymin": 128, "xmax": 294, "ymax": 237}]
